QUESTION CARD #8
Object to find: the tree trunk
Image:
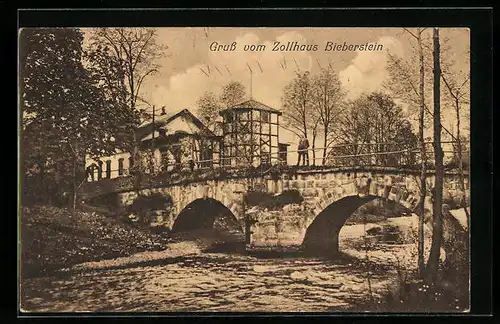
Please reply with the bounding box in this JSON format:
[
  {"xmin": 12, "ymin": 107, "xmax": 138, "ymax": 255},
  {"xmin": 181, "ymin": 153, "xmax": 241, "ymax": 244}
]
[
  {"xmin": 322, "ymin": 128, "xmax": 328, "ymax": 166},
  {"xmin": 132, "ymin": 130, "xmax": 142, "ymax": 194},
  {"xmin": 312, "ymin": 131, "xmax": 317, "ymax": 166},
  {"xmin": 426, "ymin": 28, "xmax": 444, "ymax": 284},
  {"xmin": 455, "ymin": 98, "xmax": 470, "ymax": 228},
  {"xmin": 455, "ymin": 97, "xmax": 470, "ymax": 281},
  {"xmin": 417, "ymin": 29, "xmax": 427, "ymax": 278},
  {"xmin": 72, "ymin": 140, "xmax": 78, "ymax": 211},
  {"xmin": 38, "ymin": 158, "xmax": 47, "ymax": 205}
]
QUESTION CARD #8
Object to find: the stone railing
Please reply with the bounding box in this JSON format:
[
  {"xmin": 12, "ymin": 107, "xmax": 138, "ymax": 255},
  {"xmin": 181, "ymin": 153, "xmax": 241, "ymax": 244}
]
[{"xmin": 81, "ymin": 162, "xmax": 468, "ymax": 202}]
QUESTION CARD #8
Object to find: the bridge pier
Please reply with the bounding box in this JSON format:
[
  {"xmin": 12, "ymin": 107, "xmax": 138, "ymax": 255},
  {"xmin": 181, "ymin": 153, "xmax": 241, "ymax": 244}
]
[{"xmin": 302, "ymin": 231, "xmax": 340, "ymax": 256}]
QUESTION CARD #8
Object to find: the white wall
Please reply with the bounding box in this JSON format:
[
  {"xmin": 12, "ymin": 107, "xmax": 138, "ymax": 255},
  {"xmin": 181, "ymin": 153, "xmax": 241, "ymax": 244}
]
[{"xmin": 85, "ymin": 152, "xmax": 132, "ymax": 181}]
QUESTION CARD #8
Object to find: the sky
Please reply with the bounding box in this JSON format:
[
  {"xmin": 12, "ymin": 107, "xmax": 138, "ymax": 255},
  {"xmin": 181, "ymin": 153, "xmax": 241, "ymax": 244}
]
[{"xmin": 82, "ymin": 27, "xmax": 470, "ymax": 152}]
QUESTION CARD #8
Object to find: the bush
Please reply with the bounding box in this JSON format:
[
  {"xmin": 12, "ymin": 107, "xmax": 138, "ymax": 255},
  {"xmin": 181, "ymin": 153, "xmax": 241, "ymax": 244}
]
[
  {"xmin": 20, "ymin": 206, "xmax": 172, "ymax": 278},
  {"xmin": 87, "ymin": 192, "xmax": 119, "ymax": 208},
  {"xmin": 125, "ymin": 193, "xmax": 173, "ymax": 226},
  {"xmin": 128, "ymin": 193, "xmax": 173, "ymax": 212}
]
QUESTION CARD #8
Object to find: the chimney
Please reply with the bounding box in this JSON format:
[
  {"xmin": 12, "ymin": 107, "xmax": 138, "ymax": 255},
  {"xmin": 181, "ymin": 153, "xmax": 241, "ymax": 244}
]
[{"xmin": 161, "ymin": 106, "xmax": 166, "ymax": 115}]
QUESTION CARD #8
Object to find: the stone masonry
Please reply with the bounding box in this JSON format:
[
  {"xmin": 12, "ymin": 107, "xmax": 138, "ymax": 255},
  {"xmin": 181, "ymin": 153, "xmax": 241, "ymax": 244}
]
[{"xmin": 84, "ymin": 168, "xmax": 469, "ymax": 253}]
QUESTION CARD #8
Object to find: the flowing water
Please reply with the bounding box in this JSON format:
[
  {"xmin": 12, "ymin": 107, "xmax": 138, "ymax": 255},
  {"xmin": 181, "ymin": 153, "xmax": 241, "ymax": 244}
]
[{"xmin": 20, "ymin": 223, "xmax": 418, "ymax": 313}]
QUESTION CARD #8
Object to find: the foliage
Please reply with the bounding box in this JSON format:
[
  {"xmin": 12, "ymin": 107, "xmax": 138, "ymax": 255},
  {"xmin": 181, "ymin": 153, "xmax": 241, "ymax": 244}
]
[
  {"xmin": 127, "ymin": 193, "xmax": 173, "ymax": 214},
  {"xmin": 196, "ymin": 81, "xmax": 247, "ymax": 132},
  {"xmin": 20, "ymin": 28, "xmax": 137, "ymax": 206},
  {"xmin": 220, "ymin": 81, "xmax": 246, "ymax": 108},
  {"xmin": 83, "ymin": 43, "xmax": 140, "ymax": 152},
  {"xmin": 328, "ymin": 92, "xmax": 418, "ymax": 167},
  {"xmin": 20, "ymin": 206, "xmax": 172, "ymax": 279},
  {"xmin": 196, "ymin": 91, "xmax": 223, "ymax": 131}
]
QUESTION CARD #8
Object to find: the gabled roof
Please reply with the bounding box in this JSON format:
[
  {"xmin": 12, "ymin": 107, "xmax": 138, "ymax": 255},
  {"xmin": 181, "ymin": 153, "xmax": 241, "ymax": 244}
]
[
  {"xmin": 219, "ymin": 99, "xmax": 282, "ymax": 116},
  {"xmin": 137, "ymin": 108, "xmax": 217, "ymax": 139}
]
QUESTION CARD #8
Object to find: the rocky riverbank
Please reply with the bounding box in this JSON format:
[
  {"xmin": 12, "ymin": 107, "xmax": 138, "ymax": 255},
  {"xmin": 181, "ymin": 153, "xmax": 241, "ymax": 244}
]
[{"xmin": 19, "ymin": 206, "xmax": 175, "ymax": 278}]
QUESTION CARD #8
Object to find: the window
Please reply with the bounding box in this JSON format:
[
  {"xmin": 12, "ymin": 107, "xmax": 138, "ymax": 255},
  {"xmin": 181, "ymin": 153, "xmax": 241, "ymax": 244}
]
[
  {"xmin": 261, "ymin": 111, "xmax": 270, "ymax": 122},
  {"xmin": 118, "ymin": 158, "xmax": 124, "ymax": 176},
  {"xmin": 238, "ymin": 111, "xmax": 249, "ymax": 121},
  {"xmin": 97, "ymin": 161, "xmax": 103, "ymax": 180},
  {"xmin": 106, "ymin": 160, "xmax": 112, "ymax": 179}
]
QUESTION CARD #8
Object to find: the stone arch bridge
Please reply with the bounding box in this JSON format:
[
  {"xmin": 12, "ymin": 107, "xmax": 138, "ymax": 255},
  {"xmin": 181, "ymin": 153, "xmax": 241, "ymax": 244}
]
[{"xmin": 81, "ymin": 166, "xmax": 468, "ymax": 254}]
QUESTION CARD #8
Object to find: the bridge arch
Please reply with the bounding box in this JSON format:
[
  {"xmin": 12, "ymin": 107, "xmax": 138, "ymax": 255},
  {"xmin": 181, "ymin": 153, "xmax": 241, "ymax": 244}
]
[
  {"xmin": 302, "ymin": 173, "xmax": 425, "ymax": 256},
  {"xmin": 302, "ymin": 195, "xmax": 378, "ymax": 255},
  {"xmin": 171, "ymin": 198, "xmax": 245, "ymax": 246}
]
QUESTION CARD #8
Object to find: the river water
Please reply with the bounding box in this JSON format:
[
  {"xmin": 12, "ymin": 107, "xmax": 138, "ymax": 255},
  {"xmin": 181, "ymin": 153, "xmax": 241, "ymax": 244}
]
[{"xmin": 21, "ymin": 223, "xmax": 419, "ymax": 313}]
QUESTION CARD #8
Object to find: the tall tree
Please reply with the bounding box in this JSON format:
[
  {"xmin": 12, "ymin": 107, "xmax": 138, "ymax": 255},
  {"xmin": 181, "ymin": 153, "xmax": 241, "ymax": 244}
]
[
  {"xmin": 426, "ymin": 28, "xmax": 445, "ymax": 283},
  {"xmin": 220, "ymin": 81, "xmax": 246, "ymax": 108},
  {"xmin": 281, "ymin": 71, "xmax": 315, "ymax": 165},
  {"xmin": 366, "ymin": 92, "xmax": 412, "ymax": 166},
  {"xmin": 330, "ymin": 98, "xmax": 373, "ymax": 167},
  {"xmin": 311, "ymin": 66, "xmax": 345, "ymax": 165},
  {"xmin": 440, "ymin": 48, "xmax": 471, "ymax": 231},
  {"xmin": 197, "ymin": 91, "xmax": 223, "ymax": 132},
  {"xmin": 330, "ymin": 93, "xmax": 417, "ymax": 167},
  {"xmin": 88, "ymin": 28, "xmax": 167, "ymax": 114},
  {"xmin": 87, "ymin": 28, "xmax": 167, "ymax": 187},
  {"xmin": 385, "ymin": 27, "xmax": 433, "ymax": 278},
  {"xmin": 20, "ymin": 28, "xmax": 136, "ymax": 208}
]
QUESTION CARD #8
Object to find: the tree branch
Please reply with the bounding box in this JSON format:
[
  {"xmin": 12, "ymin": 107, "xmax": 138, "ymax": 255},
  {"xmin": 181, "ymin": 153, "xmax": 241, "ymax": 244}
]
[{"xmin": 134, "ymin": 69, "xmax": 158, "ymax": 104}]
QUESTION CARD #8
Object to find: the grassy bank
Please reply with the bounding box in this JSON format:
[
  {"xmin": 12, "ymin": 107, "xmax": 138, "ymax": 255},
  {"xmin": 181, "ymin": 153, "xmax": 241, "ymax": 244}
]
[{"xmin": 19, "ymin": 206, "xmax": 173, "ymax": 279}]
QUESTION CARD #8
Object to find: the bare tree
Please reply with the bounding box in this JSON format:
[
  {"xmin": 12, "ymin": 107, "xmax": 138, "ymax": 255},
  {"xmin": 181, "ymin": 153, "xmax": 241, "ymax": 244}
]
[
  {"xmin": 385, "ymin": 27, "xmax": 432, "ymax": 278},
  {"xmin": 281, "ymin": 71, "xmax": 316, "ymax": 165},
  {"xmin": 311, "ymin": 66, "xmax": 345, "ymax": 165},
  {"xmin": 330, "ymin": 93, "xmax": 416, "ymax": 167},
  {"xmin": 88, "ymin": 28, "xmax": 167, "ymax": 113},
  {"xmin": 425, "ymin": 28, "xmax": 444, "ymax": 284},
  {"xmin": 441, "ymin": 48, "xmax": 471, "ymax": 231},
  {"xmin": 330, "ymin": 98, "xmax": 374, "ymax": 167},
  {"xmin": 87, "ymin": 28, "xmax": 167, "ymax": 190}
]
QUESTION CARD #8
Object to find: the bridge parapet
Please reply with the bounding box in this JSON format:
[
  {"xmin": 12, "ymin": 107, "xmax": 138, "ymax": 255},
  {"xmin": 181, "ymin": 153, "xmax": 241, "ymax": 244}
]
[{"xmin": 81, "ymin": 164, "xmax": 468, "ymax": 201}]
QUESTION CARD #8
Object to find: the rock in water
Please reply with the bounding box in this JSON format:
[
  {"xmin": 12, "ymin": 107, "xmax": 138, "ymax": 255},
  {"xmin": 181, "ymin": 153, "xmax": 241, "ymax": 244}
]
[
  {"xmin": 253, "ymin": 265, "xmax": 268, "ymax": 273},
  {"xmin": 290, "ymin": 271, "xmax": 307, "ymax": 281},
  {"xmin": 366, "ymin": 224, "xmax": 383, "ymax": 235}
]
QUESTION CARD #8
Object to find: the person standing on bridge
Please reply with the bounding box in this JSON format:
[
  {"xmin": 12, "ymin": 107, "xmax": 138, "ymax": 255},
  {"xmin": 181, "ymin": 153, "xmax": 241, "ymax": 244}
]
[{"xmin": 296, "ymin": 136, "xmax": 310, "ymax": 166}]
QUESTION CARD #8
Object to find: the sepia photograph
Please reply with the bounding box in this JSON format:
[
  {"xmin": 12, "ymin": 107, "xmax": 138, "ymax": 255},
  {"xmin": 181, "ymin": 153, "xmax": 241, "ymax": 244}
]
[{"xmin": 19, "ymin": 26, "xmax": 471, "ymax": 313}]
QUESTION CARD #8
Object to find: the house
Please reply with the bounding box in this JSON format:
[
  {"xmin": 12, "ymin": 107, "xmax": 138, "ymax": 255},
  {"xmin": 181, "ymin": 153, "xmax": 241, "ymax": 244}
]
[
  {"xmin": 85, "ymin": 107, "xmax": 221, "ymax": 181},
  {"xmin": 85, "ymin": 99, "xmax": 289, "ymax": 182}
]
